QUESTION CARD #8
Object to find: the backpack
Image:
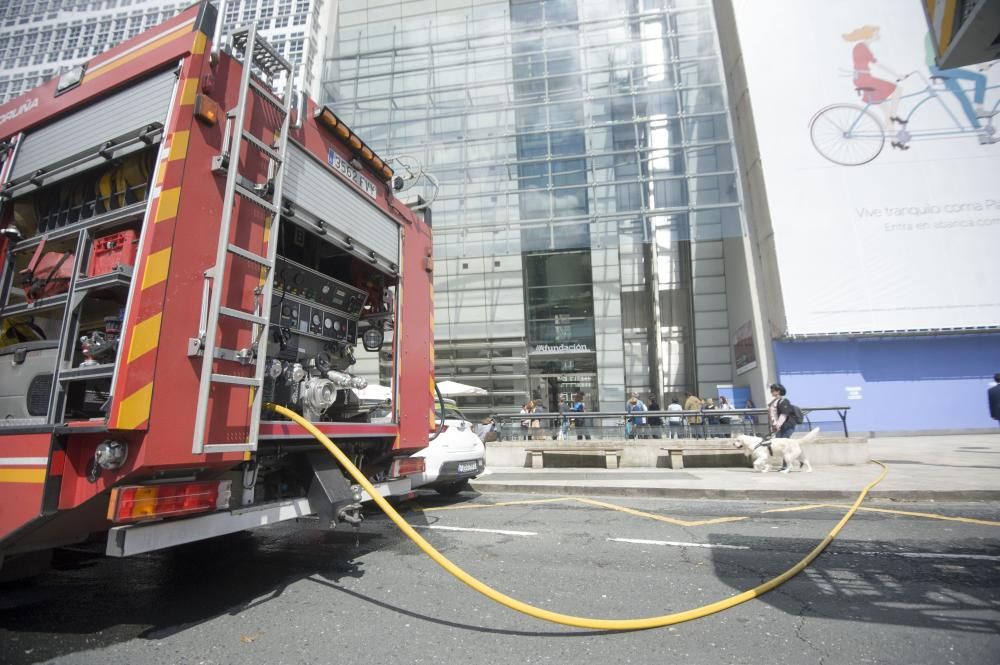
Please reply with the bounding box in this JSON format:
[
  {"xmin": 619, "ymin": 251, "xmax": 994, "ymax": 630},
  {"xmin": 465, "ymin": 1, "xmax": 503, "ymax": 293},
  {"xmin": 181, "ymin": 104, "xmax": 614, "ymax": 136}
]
[{"xmin": 788, "ymin": 402, "xmax": 805, "ymax": 425}]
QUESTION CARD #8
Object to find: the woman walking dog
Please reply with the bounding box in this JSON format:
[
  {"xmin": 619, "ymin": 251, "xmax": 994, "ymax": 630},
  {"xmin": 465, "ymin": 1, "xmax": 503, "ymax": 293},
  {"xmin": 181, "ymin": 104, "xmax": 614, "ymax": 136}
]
[{"xmin": 768, "ymin": 383, "xmax": 798, "ymax": 471}]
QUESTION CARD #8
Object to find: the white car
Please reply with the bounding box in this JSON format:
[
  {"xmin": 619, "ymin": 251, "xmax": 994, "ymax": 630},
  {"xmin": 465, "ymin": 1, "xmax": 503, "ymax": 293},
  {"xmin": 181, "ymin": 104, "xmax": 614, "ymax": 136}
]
[{"xmin": 409, "ymin": 400, "xmax": 485, "ymax": 495}]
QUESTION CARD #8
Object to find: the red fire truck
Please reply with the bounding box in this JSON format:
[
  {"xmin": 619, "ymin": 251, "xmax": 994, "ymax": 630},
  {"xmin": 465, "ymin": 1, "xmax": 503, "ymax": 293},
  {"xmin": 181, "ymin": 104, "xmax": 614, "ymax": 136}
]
[{"xmin": 0, "ymin": 1, "xmax": 436, "ymax": 578}]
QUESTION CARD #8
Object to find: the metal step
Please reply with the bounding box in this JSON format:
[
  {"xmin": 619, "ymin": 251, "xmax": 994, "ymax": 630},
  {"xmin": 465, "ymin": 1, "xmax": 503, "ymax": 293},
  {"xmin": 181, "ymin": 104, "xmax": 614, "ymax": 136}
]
[
  {"xmin": 219, "ymin": 306, "xmax": 267, "ymax": 326},
  {"xmin": 248, "ymin": 79, "xmax": 288, "ymax": 113},
  {"xmin": 234, "ymin": 182, "xmax": 277, "ymax": 213},
  {"xmin": 227, "ymin": 243, "xmax": 273, "ymax": 268},
  {"xmin": 230, "ymin": 29, "xmax": 293, "ymax": 77},
  {"xmin": 242, "ymin": 131, "xmax": 282, "ymax": 163},
  {"xmin": 58, "ymin": 364, "xmax": 115, "ymax": 382},
  {"xmin": 210, "ymin": 373, "xmax": 262, "ymax": 387}
]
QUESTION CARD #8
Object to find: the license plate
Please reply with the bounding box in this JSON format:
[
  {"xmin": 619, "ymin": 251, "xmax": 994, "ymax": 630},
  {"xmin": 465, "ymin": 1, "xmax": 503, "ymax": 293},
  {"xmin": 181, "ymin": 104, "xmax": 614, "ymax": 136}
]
[{"xmin": 457, "ymin": 461, "xmax": 478, "ymax": 473}]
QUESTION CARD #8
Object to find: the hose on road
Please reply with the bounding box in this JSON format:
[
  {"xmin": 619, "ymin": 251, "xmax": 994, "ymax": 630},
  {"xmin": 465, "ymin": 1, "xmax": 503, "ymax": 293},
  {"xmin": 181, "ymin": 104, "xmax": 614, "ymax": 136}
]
[{"xmin": 266, "ymin": 402, "xmax": 888, "ymax": 630}]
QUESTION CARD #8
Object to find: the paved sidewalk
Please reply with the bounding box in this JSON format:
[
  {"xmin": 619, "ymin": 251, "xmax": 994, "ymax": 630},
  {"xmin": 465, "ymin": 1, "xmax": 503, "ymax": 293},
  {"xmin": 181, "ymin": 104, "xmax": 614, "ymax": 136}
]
[{"xmin": 469, "ymin": 433, "xmax": 1000, "ymax": 501}]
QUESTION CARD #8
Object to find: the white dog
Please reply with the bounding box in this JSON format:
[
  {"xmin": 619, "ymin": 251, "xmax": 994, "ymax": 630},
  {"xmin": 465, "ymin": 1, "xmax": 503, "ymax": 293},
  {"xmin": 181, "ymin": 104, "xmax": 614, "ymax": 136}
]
[{"xmin": 732, "ymin": 428, "xmax": 818, "ymax": 473}]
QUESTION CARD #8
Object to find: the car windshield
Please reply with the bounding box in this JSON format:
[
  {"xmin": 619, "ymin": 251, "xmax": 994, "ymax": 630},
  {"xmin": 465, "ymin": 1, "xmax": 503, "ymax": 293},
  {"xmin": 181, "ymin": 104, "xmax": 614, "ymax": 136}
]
[{"xmin": 443, "ymin": 404, "xmax": 467, "ymax": 421}]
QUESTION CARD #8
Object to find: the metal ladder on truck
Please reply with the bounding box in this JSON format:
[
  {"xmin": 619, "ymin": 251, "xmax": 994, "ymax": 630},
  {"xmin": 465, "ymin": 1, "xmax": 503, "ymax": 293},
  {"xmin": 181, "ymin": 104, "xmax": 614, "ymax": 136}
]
[{"xmin": 191, "ymin": 24, "xmax": 292, "ymax": 454}]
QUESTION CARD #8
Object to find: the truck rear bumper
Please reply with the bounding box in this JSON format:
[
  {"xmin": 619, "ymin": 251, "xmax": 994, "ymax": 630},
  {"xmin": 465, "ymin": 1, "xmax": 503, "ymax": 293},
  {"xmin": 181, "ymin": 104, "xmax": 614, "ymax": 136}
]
[
  {"xmin": 107, "ymin": 497, "xmax": 314, "ymax": 557},
  {"xmin": 106, "ymin": 476, "xmax": 414, "ymax": 557}
]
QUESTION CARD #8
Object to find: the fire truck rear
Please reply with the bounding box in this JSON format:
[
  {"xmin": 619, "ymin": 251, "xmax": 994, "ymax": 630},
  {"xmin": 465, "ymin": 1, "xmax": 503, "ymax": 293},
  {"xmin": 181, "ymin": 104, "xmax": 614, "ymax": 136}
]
[{"xmin": 0, "ymin": 1, "xmax": 435, "ymax": 578}]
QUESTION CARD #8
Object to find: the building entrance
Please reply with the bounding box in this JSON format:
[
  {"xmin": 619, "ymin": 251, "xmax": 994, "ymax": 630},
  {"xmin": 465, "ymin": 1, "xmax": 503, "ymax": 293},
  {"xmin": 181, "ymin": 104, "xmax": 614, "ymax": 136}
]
[{"xmin": 529, "ymin": 373, "xmax": 598, "ymax": 414}]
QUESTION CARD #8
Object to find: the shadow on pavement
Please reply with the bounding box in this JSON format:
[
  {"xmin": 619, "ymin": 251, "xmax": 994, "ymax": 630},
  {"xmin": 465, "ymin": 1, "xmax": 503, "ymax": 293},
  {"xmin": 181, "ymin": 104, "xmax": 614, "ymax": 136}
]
[
  {"xmin": 0, "ymin": 501, "xmax": 436, "ymax": 665},
  {"xmin": 709, "ymin": 532, "xmax": 1000, "ymax": 635}
]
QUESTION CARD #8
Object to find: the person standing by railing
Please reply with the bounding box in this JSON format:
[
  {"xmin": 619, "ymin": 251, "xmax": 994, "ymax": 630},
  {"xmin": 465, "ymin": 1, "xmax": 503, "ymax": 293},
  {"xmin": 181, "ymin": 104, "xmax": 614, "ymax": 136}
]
[
  {"xmin": 625, "ymin": 394, "xmax": 646, "ymax": 439},
  {"xmin": 719, "ymin": 396, "xmax": 736, "ymax": 436},
  {"xmin": 684, "ymin": 391, "xmax": 703, "ymax": 438},
  {"xmin": 647, "ymin": 395, "xmax": 663, "ymax": 439},
  {"xmin": 556, "ymin": 396, "xmax": 570, "ymax": 440},
  {"xmin": 572, "ymin": 391, "xmax": 591, "ymax": 440},
  {"xmin": 520, "ymin": 400, "xmax": 535, "ymax": 441},
  {"xmin": 702, "ymin": 397, "xmax": 719, "ymax": 438},
  {"xmin": 667, "ymin": 398, "xmax": 684, "ymax": 438}
]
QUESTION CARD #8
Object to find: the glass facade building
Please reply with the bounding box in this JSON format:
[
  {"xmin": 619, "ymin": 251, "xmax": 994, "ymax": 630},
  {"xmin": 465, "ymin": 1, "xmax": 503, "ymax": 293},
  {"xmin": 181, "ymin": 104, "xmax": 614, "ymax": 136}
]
[
  {"xmin": 0, "ymin": 0, "xmax": 332, "ymax": 104},
  {"xmin": 326, "ymin": 0, "xmax": 748, "ymax": 420}
]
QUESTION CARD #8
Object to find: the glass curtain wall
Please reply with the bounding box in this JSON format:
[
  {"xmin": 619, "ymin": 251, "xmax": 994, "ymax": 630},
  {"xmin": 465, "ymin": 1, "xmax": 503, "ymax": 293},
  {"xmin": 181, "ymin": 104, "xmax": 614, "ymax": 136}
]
[{"xmin": 326, "ymin": 0, "xmax": 744, "ymax": 420}]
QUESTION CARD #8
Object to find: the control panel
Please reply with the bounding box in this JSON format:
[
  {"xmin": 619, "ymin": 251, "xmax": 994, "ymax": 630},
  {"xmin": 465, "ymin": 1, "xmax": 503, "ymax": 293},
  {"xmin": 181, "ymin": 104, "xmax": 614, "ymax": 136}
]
[
  {"xmin": 271, "ymin": 257, "xmax": 368, "ymax": 344},
  {"xmin": 273, "ymin": 257, "xmax": 368, "ymax": 320},
  {"xmin": 273, "ymin": 295, "xmax": 358, "ymax": 344}
]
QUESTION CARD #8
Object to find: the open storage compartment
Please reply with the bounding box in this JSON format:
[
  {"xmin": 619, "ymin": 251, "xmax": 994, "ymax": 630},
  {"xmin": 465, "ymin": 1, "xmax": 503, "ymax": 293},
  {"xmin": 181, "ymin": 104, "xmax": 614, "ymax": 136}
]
[{"xmin": 0, "ymin": 141, "xmax": 159, "ymax": 427}]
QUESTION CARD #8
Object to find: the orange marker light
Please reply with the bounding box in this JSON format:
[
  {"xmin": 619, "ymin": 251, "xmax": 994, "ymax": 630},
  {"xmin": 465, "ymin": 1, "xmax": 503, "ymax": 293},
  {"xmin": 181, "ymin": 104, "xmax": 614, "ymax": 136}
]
[{"xmin": 194, "ymin": 94, "xmax": 220, "ymax": 125}]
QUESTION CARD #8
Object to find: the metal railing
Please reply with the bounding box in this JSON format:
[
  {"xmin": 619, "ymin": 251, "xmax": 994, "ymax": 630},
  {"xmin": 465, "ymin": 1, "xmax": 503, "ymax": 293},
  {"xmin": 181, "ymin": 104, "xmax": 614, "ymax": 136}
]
[{"xmin": 489, "ymin": 407, "xmax": 851, "ymax": 442}]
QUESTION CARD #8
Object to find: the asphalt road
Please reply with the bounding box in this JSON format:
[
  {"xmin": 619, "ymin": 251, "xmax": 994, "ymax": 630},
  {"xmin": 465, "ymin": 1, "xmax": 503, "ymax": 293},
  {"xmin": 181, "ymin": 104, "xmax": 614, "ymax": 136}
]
[{"xmin": 1, "ymin": 493, "xmax": 998, "ymax": 665}]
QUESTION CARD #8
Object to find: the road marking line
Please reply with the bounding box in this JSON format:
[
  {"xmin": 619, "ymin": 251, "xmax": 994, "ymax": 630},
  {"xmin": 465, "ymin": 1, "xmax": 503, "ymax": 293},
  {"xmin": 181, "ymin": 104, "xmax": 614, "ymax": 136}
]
[
  {"xmin": 762, "ymin": 504, "xmax": 832, "ymax": 514},
  {"xmin": 412, "ymin": 525, "xmax": 538, "ymax": 537},
  {"xmin": 414, "ymin": 497, "xmax": 999, "ymax": 530},
  {"xmin": 608, "ymin": 537, "xmax": 749, "ymax": 550},
  {"xmin": 860, "ymin": 551, "xmax": 1000, "ymax": 562},
  {"xmin": 574, "ymin": 497, "xmax": 749, "ymax": 527},
  {"xmin": 767, "ymin": 503, "xmax": 1000, "ymax": 527},
  {"xmin": 415, "ymin": 497, "xmax": 571, "ymax": 512},
  {"xmin": 850, "ymin": 505, "xmax": 1000, "ymax": 527}
]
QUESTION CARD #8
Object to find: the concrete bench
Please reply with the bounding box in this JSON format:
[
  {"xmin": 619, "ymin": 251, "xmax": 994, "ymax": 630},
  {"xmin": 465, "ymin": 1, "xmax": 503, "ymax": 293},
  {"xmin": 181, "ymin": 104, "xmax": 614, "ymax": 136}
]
[
  {"xmin": 660, "ymin": 444, "xmax": 738, "ymax": 470},
  {"xmin": 525, "ymin": 447, "xmax": 624, "ymax": 469}
]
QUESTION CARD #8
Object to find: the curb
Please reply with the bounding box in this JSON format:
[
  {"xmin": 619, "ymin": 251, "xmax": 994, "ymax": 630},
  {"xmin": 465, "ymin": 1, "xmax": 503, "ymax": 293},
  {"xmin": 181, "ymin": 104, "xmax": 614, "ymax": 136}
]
[{"xmin": 468, "ymin": 481, "xmax": 1000, "ymax": 502}]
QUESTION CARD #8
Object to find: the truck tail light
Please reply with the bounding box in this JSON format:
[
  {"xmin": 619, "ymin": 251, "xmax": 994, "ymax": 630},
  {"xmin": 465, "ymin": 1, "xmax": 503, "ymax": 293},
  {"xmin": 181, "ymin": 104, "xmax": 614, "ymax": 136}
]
[
  {"xmin": 108, "ymin": 480, "xmax": 231, "ymax": 523},
  {"xmin": 390, "ymin": 457, "xmax": 425, "ymax": 478}
]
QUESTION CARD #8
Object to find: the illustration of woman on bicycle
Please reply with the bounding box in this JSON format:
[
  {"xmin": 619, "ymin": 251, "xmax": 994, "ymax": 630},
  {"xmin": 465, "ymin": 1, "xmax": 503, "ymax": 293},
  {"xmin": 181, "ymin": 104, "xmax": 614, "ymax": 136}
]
[
  {"xmin": 842, "ymin": 25, "xmax": 905, "ymax": 127},
  {"xmin": 809, "ymin": 24, "xmax": 999, "ymax": 166}
]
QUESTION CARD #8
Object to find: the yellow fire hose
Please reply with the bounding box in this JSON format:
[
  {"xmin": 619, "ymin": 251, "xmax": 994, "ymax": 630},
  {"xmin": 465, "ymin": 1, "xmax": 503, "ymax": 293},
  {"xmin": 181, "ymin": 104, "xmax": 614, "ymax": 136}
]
[{"xmin": 267, "ymin": 403, "xmax": 888, "ymax": 630}]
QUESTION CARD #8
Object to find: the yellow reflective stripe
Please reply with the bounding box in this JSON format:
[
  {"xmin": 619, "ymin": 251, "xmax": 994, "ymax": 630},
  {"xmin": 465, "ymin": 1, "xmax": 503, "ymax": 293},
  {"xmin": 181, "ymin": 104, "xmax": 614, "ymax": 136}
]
[
  {"xmin": 141, "ymin": 247, "xmax": 172, "ymax": 290},
  {"xmin": 0, "ymin": 468, "xmax": 46, "ymax": 483},
  {"xmin": 128, "ymin": 312, "xmax": 162, "ymax": 362},
  {"xmin": 168, "ymin": 131, "xmax": 189, "ymax": 162},
  {"xmin": 179, "ymin": 78, "xmax": 198, "ymax": 106},
  {"xmin": 116, "ymin": 383, "xmax": 154, "ymax": 429},
  {"xmin": 192, "ymin": 31, "xmax": 207, "ymax": 55},
  {"xmin": 154, "ymin": 187, "xmax": 180, "ymax": 223}
]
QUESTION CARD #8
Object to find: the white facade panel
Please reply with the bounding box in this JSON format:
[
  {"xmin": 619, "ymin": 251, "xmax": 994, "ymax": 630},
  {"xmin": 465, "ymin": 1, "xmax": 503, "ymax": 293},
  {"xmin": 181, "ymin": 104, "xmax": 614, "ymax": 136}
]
[{"xmin": 734, "ymin": 0, "xmax": 1000, "ymax": 334}]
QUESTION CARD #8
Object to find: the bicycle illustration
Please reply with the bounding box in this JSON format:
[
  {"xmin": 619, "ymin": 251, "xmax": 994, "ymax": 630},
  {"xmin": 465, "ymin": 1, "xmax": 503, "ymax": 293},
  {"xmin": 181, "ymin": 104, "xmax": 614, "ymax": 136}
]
[{"xmin": 809, "ymin": 66, "xmax": 1000, "ymax": 166}]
